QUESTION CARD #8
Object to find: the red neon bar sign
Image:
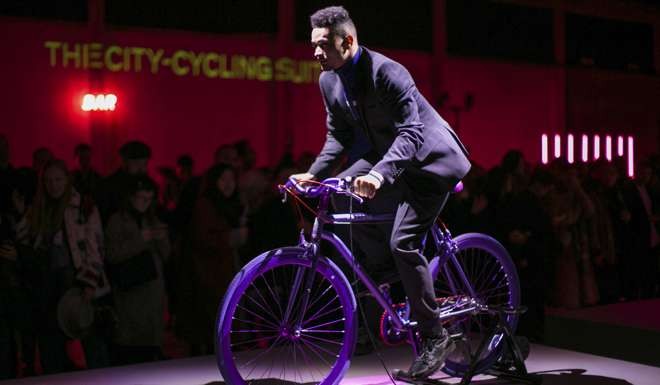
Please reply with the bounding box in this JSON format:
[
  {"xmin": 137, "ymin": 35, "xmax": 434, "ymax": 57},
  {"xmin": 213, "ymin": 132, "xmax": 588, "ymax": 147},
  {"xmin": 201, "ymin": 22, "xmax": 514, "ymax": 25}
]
[{"xmin": 81, "ymin": 93, "xmax": 117, "ymax": 111}]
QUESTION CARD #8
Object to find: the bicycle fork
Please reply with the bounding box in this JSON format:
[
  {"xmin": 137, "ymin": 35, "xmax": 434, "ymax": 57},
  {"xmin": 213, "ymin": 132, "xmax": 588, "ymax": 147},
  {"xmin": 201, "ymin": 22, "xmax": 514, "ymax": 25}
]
[{"xmin": 280, "ymin": 230, "xmax": 323, "ymax": 337}]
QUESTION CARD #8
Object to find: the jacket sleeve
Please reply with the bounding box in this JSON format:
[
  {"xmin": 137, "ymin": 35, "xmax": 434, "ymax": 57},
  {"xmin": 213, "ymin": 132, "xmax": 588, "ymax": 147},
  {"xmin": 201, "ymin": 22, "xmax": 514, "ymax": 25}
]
[
  {"xmin": 307, "ymin": 77, "xmax": 354, "ymax": 180},
  {"xmin": 370, "ymin": 61, "xmax": 426, "ymax": 185}
]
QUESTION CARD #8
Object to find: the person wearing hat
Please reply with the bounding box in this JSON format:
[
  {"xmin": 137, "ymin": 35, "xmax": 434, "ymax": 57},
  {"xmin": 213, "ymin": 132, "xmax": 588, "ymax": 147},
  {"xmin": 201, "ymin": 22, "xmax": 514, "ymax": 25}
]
[{"xmin": 95, "ymin": 141, "xmax": 152, "ymax": 224}]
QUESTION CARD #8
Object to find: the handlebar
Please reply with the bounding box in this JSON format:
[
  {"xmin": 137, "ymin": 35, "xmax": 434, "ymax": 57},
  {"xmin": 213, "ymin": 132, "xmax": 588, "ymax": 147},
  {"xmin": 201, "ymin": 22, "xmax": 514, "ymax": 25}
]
[
  {"xmin": 281, "ymin": 176, "xmax": 364, "ymax": 205},
  {"xmin": 281, "ymin": 177, "xmax": 463, "ymax": 203}
]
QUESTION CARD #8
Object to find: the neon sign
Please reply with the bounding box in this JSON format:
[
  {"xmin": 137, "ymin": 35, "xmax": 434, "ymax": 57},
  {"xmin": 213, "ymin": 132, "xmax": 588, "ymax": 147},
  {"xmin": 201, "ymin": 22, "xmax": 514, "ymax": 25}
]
[
  {"xmin": 541, "ymin": 133, "xmax": 635, "ymax": 177},
  {"xmin": 81, "ymin": 93, "xmax": 117, "ymax": 111}
]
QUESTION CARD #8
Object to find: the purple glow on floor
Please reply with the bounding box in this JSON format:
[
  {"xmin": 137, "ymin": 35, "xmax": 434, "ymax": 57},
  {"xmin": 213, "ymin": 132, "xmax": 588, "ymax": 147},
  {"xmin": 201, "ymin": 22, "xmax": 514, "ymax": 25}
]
[{"xmin": 4, "ymin": 342, "xmax": 659, "ymax": 385}]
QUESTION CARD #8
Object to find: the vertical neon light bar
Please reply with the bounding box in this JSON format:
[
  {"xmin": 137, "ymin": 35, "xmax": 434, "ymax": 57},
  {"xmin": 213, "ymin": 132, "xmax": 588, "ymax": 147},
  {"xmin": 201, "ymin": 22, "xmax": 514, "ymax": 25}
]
[
  {"xmin": 582, "ymin": 134, "xmax": 589, "ymax": 162},
  {"xmin": 628, "ymin": 136, "xmax": 634, "ymax": 178},
  {"xmin": 567, "ymin": 134, "xmax": 574, "ymax": 164},
  {"xmin": 593, "ymin": 135, "xmax": 601, "ymax": 160},
  {"xmin": 617, "ymin": 136, "xmax": 624, "ymax": 156},
  {"xmin": 541, "ymin": 134, "xmax": 549, "ymax": 164},
  {"xmin": 605, "ymin": 135, "xmax": 612, "ymax": 161},
  {"xmin": 554, "ymin": 134, "xmax": 561, "ymax": 159}
]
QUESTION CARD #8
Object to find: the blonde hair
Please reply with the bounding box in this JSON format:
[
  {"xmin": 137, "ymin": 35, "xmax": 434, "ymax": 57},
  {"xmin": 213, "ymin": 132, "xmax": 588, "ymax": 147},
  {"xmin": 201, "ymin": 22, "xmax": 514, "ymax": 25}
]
[{"xmin": 30, "ymin": 159, "xmax": 73, "ymax": 239}]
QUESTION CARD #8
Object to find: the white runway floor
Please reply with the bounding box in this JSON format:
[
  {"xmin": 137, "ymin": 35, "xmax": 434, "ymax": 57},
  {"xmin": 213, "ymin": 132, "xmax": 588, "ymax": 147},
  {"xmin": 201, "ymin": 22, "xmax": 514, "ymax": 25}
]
[{"xmin": 3, "ymin": 344, "xmax": 658, "ymax": 385}]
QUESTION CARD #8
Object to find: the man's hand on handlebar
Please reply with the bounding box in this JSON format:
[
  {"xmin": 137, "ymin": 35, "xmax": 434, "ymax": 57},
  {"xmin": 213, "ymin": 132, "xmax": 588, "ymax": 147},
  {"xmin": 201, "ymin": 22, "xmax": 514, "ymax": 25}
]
[
  {"xmin": 289, "ymin": 172, "xmax": 316, "ymax": 187},
  {"xmin": 353, "ymin": 174, "xmax": 381, "ymax": 199}
]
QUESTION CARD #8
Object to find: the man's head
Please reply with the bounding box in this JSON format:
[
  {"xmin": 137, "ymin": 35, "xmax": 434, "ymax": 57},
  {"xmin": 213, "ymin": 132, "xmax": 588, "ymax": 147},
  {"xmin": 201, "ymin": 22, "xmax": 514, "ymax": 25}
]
[
  {"xmin": 310, "ymin": 6, "xmax": 358, "ymax": 71},
  {"xmin": 119, "ymin": 140, "xmax": 151, "ymax": 175}
]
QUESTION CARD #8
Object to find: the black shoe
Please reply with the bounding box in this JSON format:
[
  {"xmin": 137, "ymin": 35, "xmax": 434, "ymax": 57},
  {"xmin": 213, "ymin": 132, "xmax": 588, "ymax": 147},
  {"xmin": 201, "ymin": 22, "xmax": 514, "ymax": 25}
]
[{"xmin": 407, "ymin": 330, "xmax": 455, "ymax": 379}]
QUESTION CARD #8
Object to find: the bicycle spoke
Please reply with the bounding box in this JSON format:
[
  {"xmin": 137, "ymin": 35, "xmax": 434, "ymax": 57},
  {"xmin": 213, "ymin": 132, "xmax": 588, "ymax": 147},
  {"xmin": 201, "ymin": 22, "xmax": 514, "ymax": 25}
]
[
  {"xmin": 301, "ymin": 329, "xmax": 346, "ymax": 334},
  {"xmin": 293, "ymin": 338, "xmax": 320, "ymax": 382},
  {"xmin": 475, "ymin": 283, "xmax": 509, "ymax": 298},
  {"xmin": 300, "ymin": 332, "xmax": 344, "ymax": 346},
  {"xmin": 231, "ymin": 334, "xmax": 278, "ymax": 348},
  {"xmin": 236, "ymin": 304, "xmax": 280, "ymax": 330},
  {"xmin": 302, "ymin": 284, "xmax": 335, "ymax": 319},
  {"xmin": 265, "ymin": 265, "xmax": 284, "ymax": 318},
  {"xmin": 302, "ymin": 297, "xmax": 341, "ymax": 326},
  {"xmin": 299, "ymin": 335, "xmax": 336, "ymax": 367},
  {"xmin": 470, "ymin": 254, "xmax": 495, "ymax": 293},
  {"xmin": 239, "ymin": 335, "xmax": 284, "ymax": 370},
  {"xmin": 242, "ymin": 289, "xmax": 280, "ymax": 325},
  {"xmin": 250, "ymin": 279, "xmax": 280, "ymax": 321},
  {"xmin": 232, "ymin": 316, "xmax": 279, "ymax": 330},
  {"xmin": 220, "ymin": 254, "xmax": 353, "ymax": 385},
  {"xmin": 232, "ymin": 329, "xmax": 278, "ymax": 333},
  {"xmin": 303, "ymin": 317, "xmax": 345, "ymax": 331},
  {"xmin": 476, "ymin": 263, "xmax": 503, "ymax": 294}
]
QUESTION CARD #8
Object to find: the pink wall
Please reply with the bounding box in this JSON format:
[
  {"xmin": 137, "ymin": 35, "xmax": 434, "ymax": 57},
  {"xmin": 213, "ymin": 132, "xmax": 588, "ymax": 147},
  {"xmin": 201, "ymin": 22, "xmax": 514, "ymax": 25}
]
[
  {"xmin": 1, "ymin": 18, "xmax": 657, "ymax": 178},
  {"xmin": 442, "ymin": 57, "xmax": 565, "ymax": 168},
  {"xmin": 566, "ymin": 68, "xmax": 660, "ymax": 163}
]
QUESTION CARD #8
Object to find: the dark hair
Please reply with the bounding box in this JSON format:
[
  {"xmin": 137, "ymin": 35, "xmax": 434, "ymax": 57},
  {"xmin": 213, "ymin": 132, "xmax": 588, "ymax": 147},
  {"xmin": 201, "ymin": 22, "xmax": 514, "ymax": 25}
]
[
  {"xmin": 500, "ymin": 150, "xmax": 524, "ymax": 174},
  {"xmin": 202, "ymin": 163, "xmax": 235, "ymax": 197},
  {"xmin": 119, "ymin": 140, "xmax": 151, "ymax": 160},
  {"xmin": 123, "ymin": 174, "xmax": 158, "ymax": 221},
  {"xmin": 177, "ymin": 154, "xmax": 193, "ymax": 168},
  {"xmin": 310, "ymin": 6, "xmax": 356, "ymax": 38},
  {"xmin": 201, "ymin": 163, "xmax": 242, "ymax": 226},
  {"xmin": 74, "ymin": 143, "xmax": 91, "ymax": 157}
]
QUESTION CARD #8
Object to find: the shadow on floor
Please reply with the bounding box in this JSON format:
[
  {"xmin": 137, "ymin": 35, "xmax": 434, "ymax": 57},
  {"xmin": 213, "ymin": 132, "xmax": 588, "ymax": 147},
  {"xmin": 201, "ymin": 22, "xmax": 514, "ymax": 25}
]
[{"xmin": 361, "ymin": 368, "xmax": 634, "ymax": 385}]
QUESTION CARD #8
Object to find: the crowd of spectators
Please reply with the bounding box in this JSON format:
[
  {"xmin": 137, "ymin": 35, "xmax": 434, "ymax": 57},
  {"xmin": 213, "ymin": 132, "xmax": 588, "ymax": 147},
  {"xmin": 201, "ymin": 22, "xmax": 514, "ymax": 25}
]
[{"xmin": 1, "ymin": 132, "xmax": 658, "ymax": 378}]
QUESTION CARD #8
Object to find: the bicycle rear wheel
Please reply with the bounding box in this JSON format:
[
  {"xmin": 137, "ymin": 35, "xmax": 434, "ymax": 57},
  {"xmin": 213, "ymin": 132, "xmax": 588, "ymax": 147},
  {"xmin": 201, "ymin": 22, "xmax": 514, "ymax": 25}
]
[
  {"xmin": 429, "ymin": 232, "xmax": 521, "ymax": 377},
  {"xmin": 216, "ymin": 247, "xmax": 357, "ymax": 385}
]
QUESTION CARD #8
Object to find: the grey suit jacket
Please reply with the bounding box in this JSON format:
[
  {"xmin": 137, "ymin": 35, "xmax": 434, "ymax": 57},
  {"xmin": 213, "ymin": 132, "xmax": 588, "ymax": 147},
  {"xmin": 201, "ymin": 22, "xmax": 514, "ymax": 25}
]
[{"xmin": 308, "ymin": 47, "xmax": 471, "ymax": 190}]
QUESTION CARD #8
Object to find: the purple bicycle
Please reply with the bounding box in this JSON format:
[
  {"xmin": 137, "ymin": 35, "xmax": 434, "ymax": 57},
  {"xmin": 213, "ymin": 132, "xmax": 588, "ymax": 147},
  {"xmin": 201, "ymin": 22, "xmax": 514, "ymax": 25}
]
[{"xmin": 216, "ymin": 177, "xmax": 521, "ymax": 385}]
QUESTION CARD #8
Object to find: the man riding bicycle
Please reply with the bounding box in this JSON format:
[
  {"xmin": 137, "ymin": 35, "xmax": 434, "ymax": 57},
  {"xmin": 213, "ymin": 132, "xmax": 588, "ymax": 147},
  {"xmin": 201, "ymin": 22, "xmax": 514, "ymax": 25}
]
[{"xmin": 290, "ymin": 5, "xmax": 471, "ymax": 379}]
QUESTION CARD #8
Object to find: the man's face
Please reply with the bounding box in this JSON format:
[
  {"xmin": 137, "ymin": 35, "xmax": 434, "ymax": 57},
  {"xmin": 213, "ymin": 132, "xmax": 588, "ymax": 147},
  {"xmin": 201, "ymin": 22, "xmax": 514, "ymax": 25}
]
[{"xmin": 311, "ymin": 27, "xmax": 350, "ymax": 71}]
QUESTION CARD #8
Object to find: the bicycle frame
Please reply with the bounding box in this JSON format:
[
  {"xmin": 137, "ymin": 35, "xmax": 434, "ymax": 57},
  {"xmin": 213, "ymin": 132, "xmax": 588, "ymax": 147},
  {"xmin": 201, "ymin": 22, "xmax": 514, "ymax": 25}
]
[{"xmin": 290, "ymin": 188, "xmax": 480, "ymax": 335}]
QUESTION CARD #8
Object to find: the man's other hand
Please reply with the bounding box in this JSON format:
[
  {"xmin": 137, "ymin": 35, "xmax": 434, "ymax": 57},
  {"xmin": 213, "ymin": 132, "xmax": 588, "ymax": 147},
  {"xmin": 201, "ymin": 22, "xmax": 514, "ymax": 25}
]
[
  {"xmin": 289, "ymin": 173, "xmax": 316, "ymax": 187},
  {"xmin": 353, "ymin": 174, "xmax": 381, "ymax": 199}
]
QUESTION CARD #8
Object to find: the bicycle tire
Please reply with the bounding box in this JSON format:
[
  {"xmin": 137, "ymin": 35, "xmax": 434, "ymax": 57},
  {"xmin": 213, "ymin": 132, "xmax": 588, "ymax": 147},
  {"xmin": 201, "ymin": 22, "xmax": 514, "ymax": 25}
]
[
  {"xmin": 216, "ymin": 247, "xmax": 357, "ymax": 385},
  {"xmin": 429, "ymin": 232, "xmax": 521, "ymax": 377}
]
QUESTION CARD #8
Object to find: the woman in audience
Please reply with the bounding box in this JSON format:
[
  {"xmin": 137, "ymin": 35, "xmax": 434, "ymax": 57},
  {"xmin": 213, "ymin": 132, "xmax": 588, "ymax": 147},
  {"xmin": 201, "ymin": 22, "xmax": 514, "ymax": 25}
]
[
  {"xmin": 176, "ymin": 163, "xmax": 246, "ymax": 356},
  {"xmin": 16, "ymin": 160, "xmax": 108, "ymax": 373},
  {"xmin": 105, "ymin": 175, "xmax": 170, "ymax": 364}
]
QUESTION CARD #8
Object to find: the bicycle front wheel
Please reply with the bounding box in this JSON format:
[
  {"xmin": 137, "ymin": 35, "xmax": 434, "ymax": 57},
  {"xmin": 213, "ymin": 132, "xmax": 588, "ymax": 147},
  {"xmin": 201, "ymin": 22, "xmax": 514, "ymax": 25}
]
[
  {"xmin": 216, "ymin": 247, "xmax": 357, "ymax": 385},
  {"xmin": 430, "ymin": 232, "xmax": 521, "ymax": 377}
]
